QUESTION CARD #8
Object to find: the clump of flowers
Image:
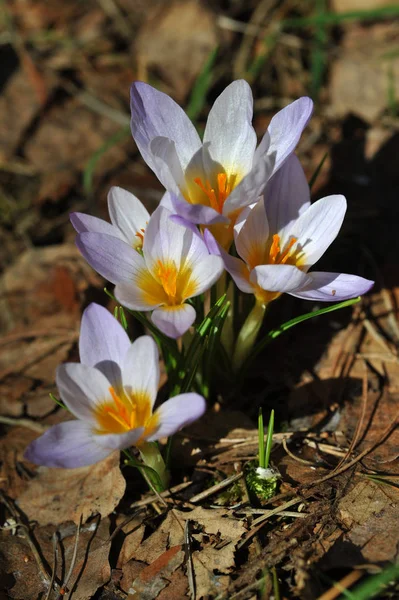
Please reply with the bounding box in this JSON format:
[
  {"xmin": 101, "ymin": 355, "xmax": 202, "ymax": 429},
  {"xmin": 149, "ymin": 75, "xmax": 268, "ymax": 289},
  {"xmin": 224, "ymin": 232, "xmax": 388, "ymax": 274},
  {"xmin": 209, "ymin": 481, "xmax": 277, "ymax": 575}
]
[{"xmin": 25, "ymin": 79, "xmax": 374, "ymax": 495}]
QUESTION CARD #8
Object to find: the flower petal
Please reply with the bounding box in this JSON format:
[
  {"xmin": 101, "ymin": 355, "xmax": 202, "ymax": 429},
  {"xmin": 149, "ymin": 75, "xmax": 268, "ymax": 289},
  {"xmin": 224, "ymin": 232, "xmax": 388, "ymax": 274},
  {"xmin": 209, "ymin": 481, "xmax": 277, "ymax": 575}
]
[
  {"xmin": 130, "ymin": 81, "xmax": 201, "ymax": 174},
  {"xmin": 143, "ymin": 206, "xmax": 206, "ymax": 273},
  {"xmin": 151, "ymin": 304, "xmax": 196, "ymax": 338},
  {"xmin": 219, "ymin": 246, "xmax": 253, "ymax": 293},
  {"xmin": 122, "ymin": 336, "xmax": 160, "ymax": 409},
  {"xmin": 250, "ymin": 264, "xmax": 311, "ymax": 293},
  {"xmin": 76, "ymin": 232, "xmax": 145, "ymax": 284},
  {"xmin": 171, "ymin": 192, "xmax": 228, "ymax": 226},
  {"xmin": 114, "ymin": 277, "xmax": 164, "ymax": 311},
  {"xmin": 223, "ymin": 153, "xmax": 275, "ymax": 215},
  {"xmin": 93, "ymin": 427, "xmax": 145, "ymax": 450},
  {"xmin": 56, "ymin": 363, "xmax": 112, "ymax": 422},
  {"xmin": 203, "ymin": 80, "xmax": 257, "ymax": 176},
  {"xmin": 24, "ymin": 421, "xmax": 112, "ymax": 468},
  {"xmin": 289, "ymin": 195, "xmax": 347, "ymax": 268},
  {"xmin": 290, "ymin": 271, "xmax": 374, "ymax": 301},
  {"xmin": 160, "ymin": 191, "xmax": 175, "ymax": 210},
  {"xmin": 264, "ymin": 154, "xmax": 310, "ymax": 239},
  {"xmin": 264, "ymin": 96, "xmax": 313, "ymax": 173},
  {"xmin": 79, "ymin": 303, "xmax": 130, "ymax": 387},
  {"xmin": 235, "ymin": 199, "xmax": 269, "ymax": 268},
  {"xmin": 149, "ymin": 136, "xmax": 185, "ymax": 193},
  {"xmin": 70, "ymin": 212, "xmax": 124, "ymax": 239},
  {"xmin": 186, "ymin": 255, "xmax": 224, "ymax": 297},
  {"xmin": 108, "ymin": 186, "xmax": 150, "ymax": 248},
  {"xmin": 146, "ymin": 393, "xmax": 206, "ymax": 441}
]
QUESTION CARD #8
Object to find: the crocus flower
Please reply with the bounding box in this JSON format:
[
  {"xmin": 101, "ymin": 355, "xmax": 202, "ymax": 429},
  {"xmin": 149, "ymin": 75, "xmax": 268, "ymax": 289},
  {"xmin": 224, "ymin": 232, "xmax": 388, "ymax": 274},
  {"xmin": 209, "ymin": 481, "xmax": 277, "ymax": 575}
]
[
  {"xmin": 71, "ymin": 186, "xmax": 150, "ymax": 252},
  {"xmin": 220, "ymin": 154, "xmax": 374, "ymax": 304},
  {"xmin": 130, "ymin": 80, "xmax": 313, "ymax": 246},
  {"xmin": 76, "ymin": 206, "xmax": 224, "ymax": 338},
  {"xmin": 24, "ymin": 304, "xmax": 206, "ymax": 468}
]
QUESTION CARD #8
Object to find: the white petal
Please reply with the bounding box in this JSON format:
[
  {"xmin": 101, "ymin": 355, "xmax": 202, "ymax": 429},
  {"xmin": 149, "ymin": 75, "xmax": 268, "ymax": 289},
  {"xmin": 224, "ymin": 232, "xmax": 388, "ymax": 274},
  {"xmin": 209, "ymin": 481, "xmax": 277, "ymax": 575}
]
[
  {"xmin": 70, "ymin": 212, "xmax": 124, "ymax": 240},
  {"xmin": 93, "ymin": 427, "xmax": 145, "ymax": 450},
  {"xmin": 186, "ymin": 255, "xmax": 224, "ymax": 298},
  {"xmin": 290, "ymin": 195, "xmax": 347, "ymax": 267},
  {"xmin": 56, "ymin": 363, "xmax": 112, "ymax": 423},
  {"xmin": 235, "ymin": 200, "xmax": 269, "ymax": 268},
  {"xmin": 264, "ymin": 154, "xmax": 310, "ymax": 239},
  {"xmin": 291, "ymin": 271, "xmax": 374, "ymax": 301},
  {"xmin": 204, "ymin": 80, "xmax": 257, "ymax": 176},
  {"xmin": 149, "ymin": 136, "xmax": 185, "ymax": 193},
  {"xmin": 76, "ymin": 233, "xmax": 145, "ymax": 284},
  {"xmin": 24, "ymin": 421, "xmax": 112, "ymax": 468},
  {"xmin": 143, "ymin": 206, "xmax": 193, "ymax": 273},
  {"xmin": 108, "ymin": 186, "xmax": 150, "ymax": 248},
  {"xmin": 223, "ymin": 153, "xmax": 275, "ymax": 215},
  {"xmin": 219, "ymin": 246, "xmax": 253, "ymax": 293},
  {"xmin": 122, "ymin": 336, "xmax": 160, "ymax": 409},
  {"xmin": 114, "ymin": 278, "xmax": 163, "ymax": 311},
  {"xmin": 79, "ymin": 303, "xmax": 130, "ymax": 388},
  {"xmin": 151, "ymin": 304, "xmax": 196, "ymax": 338},
  {"xmin": 146, "ymin": 393, "xmax": 206, "ymax": 441},
  {"xmin": 130, "ymin": 81, "xmax": 201, "ymax": 172},
  {"xmin": 266, "ymin": 96, "xmax": 313, "ymax": 173},
  {"xmin": 250, "ymin": 264, "xmax": 311, "ymax": 293}
]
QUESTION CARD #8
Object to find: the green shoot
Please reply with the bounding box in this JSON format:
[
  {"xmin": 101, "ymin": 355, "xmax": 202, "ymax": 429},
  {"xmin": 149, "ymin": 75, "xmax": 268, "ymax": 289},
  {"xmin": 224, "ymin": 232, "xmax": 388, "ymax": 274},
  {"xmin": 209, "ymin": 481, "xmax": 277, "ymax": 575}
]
[
  {"xmin": 258, "ymin": 409, "xmax": 275, "ymax": 469},
  {"xmin": 49, "ymin": 392, "xmax": 68, "ymax": 411},
  {"xmin": 264, "ymin": 409, "xmax": 274, "ymax": 469},
  {"xmin": 258, "ymin": 409, "xmax": 265, "ymax": 469}
]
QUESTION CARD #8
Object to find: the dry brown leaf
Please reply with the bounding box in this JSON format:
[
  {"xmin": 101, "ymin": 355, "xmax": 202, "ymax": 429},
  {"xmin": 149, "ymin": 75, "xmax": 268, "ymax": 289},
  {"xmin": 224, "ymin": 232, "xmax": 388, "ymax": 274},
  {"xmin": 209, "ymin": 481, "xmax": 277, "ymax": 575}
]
[
  {"xmin": 128, "ymin": 506, "xmax": 246, "ymax": 598},
  {"xmin": 338, "ymin": 480, "xmax": 399, "ymax": 563},
  {"xmin": 0, "ymin": 427, "xmax": 38, "ymax": 497},
  {"xmin": 130, "ymin": 545, "xmax": 185, "ymax": 599},
  {"xmin": 18, "ymin": 451, "xmax": 125, "ymax": 525},
  {"xmin": 135, "ymin": 0, "xmax": 217, "ymax": 102},
  {"xmin": 0, "ymin": 70, "xmax": 42, "ymax": 161}
]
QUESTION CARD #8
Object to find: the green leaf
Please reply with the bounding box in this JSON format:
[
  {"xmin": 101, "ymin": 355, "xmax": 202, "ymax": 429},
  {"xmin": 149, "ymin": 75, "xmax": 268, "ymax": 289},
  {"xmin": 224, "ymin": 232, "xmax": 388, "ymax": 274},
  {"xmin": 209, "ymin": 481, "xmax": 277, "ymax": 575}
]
[{"xmin": 247, "ymin": 297, "xmax": 361, "ymax": 368}]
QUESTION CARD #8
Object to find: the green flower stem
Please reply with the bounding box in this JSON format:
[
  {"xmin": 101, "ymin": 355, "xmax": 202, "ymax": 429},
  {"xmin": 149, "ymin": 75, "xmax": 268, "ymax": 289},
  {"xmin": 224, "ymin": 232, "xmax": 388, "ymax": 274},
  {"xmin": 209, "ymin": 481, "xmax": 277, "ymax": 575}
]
[
  {"xmin": 232, "ymin": 300, "xmax": 267, "ymax": 371},
  {"xmin": 138, "ymin": 441, "xmax": 169, "ymax": 492}
]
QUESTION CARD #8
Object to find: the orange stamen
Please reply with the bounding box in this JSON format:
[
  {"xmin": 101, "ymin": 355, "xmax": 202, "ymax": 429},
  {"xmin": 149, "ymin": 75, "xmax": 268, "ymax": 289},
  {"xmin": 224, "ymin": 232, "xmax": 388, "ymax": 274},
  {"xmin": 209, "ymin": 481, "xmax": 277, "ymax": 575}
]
[
  {"xmin": 269, "ymin": 234, "xmax": 280, "ymax": 262},
  {"xmin": 279, "ymin": 237, "xmax": 297, "ymax": 264},
  {"xmin": 194, "ymin": 172, "xmax": 237, "ymax": 214},
  {"xmin": 156, "ymin": 260, "xmax": 177, "ymax": 298}
]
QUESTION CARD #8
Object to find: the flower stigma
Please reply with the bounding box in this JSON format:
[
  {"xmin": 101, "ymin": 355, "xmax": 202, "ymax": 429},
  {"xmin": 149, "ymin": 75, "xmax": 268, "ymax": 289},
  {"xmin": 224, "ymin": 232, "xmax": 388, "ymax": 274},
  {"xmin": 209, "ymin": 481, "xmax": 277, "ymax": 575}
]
[{"xmin": 95, "ymin": 386, "xmax": 157, "ymax": 437}]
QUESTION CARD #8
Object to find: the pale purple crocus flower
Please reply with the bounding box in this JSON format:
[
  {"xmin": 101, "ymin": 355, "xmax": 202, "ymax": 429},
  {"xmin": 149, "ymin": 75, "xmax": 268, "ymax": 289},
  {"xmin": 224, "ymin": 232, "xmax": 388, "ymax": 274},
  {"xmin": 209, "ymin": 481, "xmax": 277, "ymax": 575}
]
[
  {"xmin": 75, "ymin": 206, "xmax": 224, "ymax": 338},
  {"xmin": 71, "ymin": 186, "xmax": 150, "ymax": 252},
  {"xmin": 24, "ymin": 304, "xmax": 206, "ymax": 468},
  {"xmin": 219, "ymin": 154, "xmax": 374, "ymax": 304},
  {"xmin": 130, "ymin": 80, "xmax": 313, "ymax": 247}
]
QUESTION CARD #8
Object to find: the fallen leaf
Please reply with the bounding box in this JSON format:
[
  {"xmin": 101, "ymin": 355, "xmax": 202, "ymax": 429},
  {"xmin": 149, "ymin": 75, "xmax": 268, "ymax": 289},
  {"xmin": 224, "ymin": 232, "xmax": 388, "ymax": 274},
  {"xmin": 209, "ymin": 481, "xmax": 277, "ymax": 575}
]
[
  {"xmin": 338, "ymin": 479, "xmax": 399, "ymax": 563},
  {"xmin": 18, "ymin": 451, "xmax": 126, "ymax": 525},
  {"xmin": 130, "ymin": 545, "xmax": 185, "ymax": 599}
]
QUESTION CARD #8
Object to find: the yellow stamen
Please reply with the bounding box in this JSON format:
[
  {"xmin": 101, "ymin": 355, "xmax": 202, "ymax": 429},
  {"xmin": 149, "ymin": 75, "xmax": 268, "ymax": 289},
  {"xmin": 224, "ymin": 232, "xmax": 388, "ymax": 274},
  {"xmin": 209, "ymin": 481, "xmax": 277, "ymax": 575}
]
[
  {"xmin": 156, "ymin": 260, "xmax": 177, "ymax": 298},
  {"xmin": 269, "ymin": 234, "xmax": 280, "ymax": 263},
  {"xmin": 95, "ymin": 386, "xmax": 154, "ymax": 436},
  {"xmin": 194, "ymin": 172, "xmax": 237, "ymax": 214}
]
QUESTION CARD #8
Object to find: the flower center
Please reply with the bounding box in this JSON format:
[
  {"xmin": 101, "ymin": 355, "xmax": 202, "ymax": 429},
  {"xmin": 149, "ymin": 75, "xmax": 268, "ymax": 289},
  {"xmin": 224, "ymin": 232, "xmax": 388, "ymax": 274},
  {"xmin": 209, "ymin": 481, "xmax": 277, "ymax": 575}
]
[
  {"xmin": 268, "ymin": 234, "xmax": 298, "ymax": 265},
  {"xmin": 194, "ymin": 172, "xmax": 237, "ymax": 214},
  {"xmin": 156, "ymin": 260, "xmax": 178, "ymax": 299},
  {"xmin": 95, "ymin": 386, "xmax": 152, "ymax": 434}
]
